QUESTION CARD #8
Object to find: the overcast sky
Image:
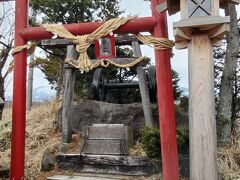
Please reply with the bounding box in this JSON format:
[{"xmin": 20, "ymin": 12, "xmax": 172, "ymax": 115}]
[{"xmin": 5, "ymin": 0, "xmax": 240, "ymax": 97}]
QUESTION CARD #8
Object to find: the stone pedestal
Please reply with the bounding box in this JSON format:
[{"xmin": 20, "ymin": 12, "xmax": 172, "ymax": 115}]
[{"xmin": 81, "ymin": 124, "xmax": 133, "ymax": 155}]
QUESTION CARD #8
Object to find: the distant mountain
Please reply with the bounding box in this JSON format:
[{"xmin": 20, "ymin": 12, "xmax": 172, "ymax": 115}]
[
  {"xmin": 5, "ymin": 86, "xmax": 56, "ymax": 102},
  {"xmin": 6, "ymin": 86, "xmax": 186, "ymax": 102},
  {"xmin": 180, "ymin": 87, "xmax": 189, "ymax": 97},
  {"xmin": 32, "ymin": 86, "xmax": 56, "ymax": 102}
]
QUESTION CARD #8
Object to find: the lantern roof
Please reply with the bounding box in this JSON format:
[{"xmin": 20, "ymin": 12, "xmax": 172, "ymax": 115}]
[{"xmin": 166, "ymin": 0, "xmax": 240, "ymax": 15}]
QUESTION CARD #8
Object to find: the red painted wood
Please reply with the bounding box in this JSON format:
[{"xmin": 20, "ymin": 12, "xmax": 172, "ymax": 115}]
[
  {"xmin": 95, "ymin": 34, "xmax": 116, "ymax": 59},
  {"xmin": 151, "ymin": 0, "xmax": 180, "ymax": 180},
  {"xmin": 10, "ymin": 0, "xmax": 28, "ymax": 179},
  {"xmin": 19, "ymin": 17, "xmax": 157, "ymax": 41}
]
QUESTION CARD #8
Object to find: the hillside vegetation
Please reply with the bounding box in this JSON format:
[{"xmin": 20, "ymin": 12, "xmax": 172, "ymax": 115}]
[
  {"xmin": 0, "ymin": 103, "xmax": 80, "ymax": 179},
  {"xmin": 0, "ymin": 103, "xmax": 240, "ymax": 179}
]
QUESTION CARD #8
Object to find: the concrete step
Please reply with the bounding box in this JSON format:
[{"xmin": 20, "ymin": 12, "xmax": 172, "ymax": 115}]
[
  {"xmin": 47, "ymin": 175, "xmax": 122, "ymax": 180},
  {"xmin": 83, "ymin": 124, "xmax": 132, "ymax": 141},
  {"xmin": 47, "ymin": 176, "xmax": 109, "ymax": 180},
  {"xmin": 47, "ymin": 172, "xmax": 139, "ymax": 180},
  {"xmin": 57, "ymin": 154, "xmax": 160, "ymax": 176},
  {"xmin": 81, "ymin": 139, "xmax": 128, "ymax": 155}
]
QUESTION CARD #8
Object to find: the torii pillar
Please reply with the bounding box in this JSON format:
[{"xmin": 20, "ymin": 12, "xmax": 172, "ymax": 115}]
[
  {"xmin": 11, "ymin": 0, "xmax": 28, "ymax": 179},
  {"xmin": 151, "ymin": 1, "xmax": 180, "ymax": 180}
]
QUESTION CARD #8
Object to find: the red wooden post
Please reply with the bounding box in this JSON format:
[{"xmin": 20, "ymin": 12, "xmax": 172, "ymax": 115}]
[
  {"xmin": 10, "ymin": 0, "xmax": 28, "ymax": 179},
  {"xmin": 151, "ymin": 0, "xmax": 180, "ymax": 180}
]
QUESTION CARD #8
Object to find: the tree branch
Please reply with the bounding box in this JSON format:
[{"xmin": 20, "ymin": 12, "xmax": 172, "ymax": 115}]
[
  {"xmin": 0, "ymin": 41, "xmax": 11, "ymax": 48},
  {"xmin": 38, "ymin": 45, "xmax": 65, "ymax": 57}
]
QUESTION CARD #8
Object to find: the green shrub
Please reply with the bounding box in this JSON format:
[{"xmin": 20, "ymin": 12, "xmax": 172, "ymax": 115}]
[
  {"xmin": 140, "ymin": 127, "xmax": 189, "ymax": 159},
  {"xmin": 140, "ymin": 127, "xmax": 161, "ymax": 159}
]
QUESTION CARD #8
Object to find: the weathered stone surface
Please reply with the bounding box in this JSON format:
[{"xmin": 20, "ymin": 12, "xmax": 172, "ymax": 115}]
[
  {"xmin": 81, "ymin": 139, "xmax": 128, "ymax": 155},
  {"xmin": 57, "ymin": 154, "xmax": 160, "ymax": 176},
  {"xmin": 47, "ymin": 175, "xmax": 124, "ymax": 180},
  {"xmin": 41, "ymin": 149, "xmax": 56, "ymax": 171},
  {"xmin": 70, "ymin": 100, "xmax": 189, "ymax": 140},
  {"xmin": 82, "ymin": 124, "xmax": 133, "ymax": 155},
  {"xmin": 56, "ymin": 154, "xmax": 189, "ymax": 177},
  {"xmin": 83, "ymin": 125, "xmax": 127, "ymax": 140},
  {"xmin": 47, "ymin": 173, "xmax": 146, "ymax": 180},
  {"xmin": 71, "ymin": 101, "xmax": 157, "ymax": 140}
]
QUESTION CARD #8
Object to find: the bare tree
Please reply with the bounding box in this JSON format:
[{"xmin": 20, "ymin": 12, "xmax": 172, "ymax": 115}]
[
  {"xmin": 0, "ymin": 2, "xmax": 14, "ymax": 120},
  {"xmin": 217, "ymin": 2, "xmax": 239, "ymax": 143}
]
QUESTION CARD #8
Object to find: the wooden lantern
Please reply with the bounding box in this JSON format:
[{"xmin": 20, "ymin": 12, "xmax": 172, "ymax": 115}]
[
  {"xmin": 95, "ymin": 34, "xmax": 116, "ymax": 59},
  {"xmin": 180, "ymin": 0, "xmax": 219, "ymax": 19},
  {"xmin": 165, "ymin": 0, "xmax": 240, "ymax": 16},
  {"xmin": 162, "ymin": 0, "xmax": 240, "ymax": 49}
]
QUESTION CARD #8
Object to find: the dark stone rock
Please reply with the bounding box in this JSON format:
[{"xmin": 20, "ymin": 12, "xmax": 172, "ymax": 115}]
[
  {"xmin": 41, "ymin": 149, "xmax": 56, "ymax": 171},
  {"xmin": 0, "ymin": 168, "xmax": 9, "ymax": 179},
  {"xmin": 70, "ymin": 100, "xmax": 158, "ymax": 141},
  {"xmin": 70, "ymin": 100, "xmax": 189, "ymax": 141}
]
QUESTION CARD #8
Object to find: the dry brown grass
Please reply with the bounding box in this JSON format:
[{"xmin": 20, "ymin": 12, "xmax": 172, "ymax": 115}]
[
  {"xmin": 0, "ymin": 102, "xmax": 80, "ymax": 179},
  {"xmin": 129, "ymin": 144, "xmax": 146, "ymax": 157},
  {"xmin": 218, "ymin": 138, "xmax": 240, "ymax": 180}
]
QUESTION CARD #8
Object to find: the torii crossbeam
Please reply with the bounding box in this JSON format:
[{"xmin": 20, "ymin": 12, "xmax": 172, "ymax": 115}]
[{"xmin": 11, "ymin": 0, "xmax": 179, "ymax": 179}]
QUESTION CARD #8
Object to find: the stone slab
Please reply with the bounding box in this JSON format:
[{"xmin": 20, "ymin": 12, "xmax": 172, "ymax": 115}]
[
  {"xmin": 47, "ymin": 172, "xmax": 137, "ymax": 180},
  {"xmin": 82, "ymin": 125, "xmax": 130, "ymax": 140},
  {"xmin": 56, "ymin": 154, "xmax": 189, "ymax": 178},
  {"xmin": 92, "ymin": 124, "xmax": 124, "ymax": 127},
  {"xmin": 81, "ymin": 139, "xmax": 128, "ymax": 155},
  {"xmin": 47, "ymin": 175, "xmax": 120, "ymax": 180},
  {"xmin": 57, "ymin": 154, "xmax": 160, "ymax": 176}
]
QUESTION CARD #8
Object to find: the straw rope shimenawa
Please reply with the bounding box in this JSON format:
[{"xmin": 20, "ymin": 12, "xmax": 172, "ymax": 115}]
[
  {"xmin": 12, "ymin": 41, "xmax": 38, "ymax": 55},
  {"xmin": 12, "ymin": 17, "xmax": 175, "ymax": 73}
]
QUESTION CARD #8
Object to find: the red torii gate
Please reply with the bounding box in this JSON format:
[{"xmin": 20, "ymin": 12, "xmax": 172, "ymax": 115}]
[{"xmin": 11, "ymin": 0, "xmax": 179, "ymax": 179}]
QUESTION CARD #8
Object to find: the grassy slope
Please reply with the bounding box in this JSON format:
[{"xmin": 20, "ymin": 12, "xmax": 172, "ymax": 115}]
[
  {"xmin": 0, "ymin": 103, "xmax": 240, "ymax": 179},
  {"xmin": 0, "ymin": 103, "xmax": 80, "ymax": 179}
]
